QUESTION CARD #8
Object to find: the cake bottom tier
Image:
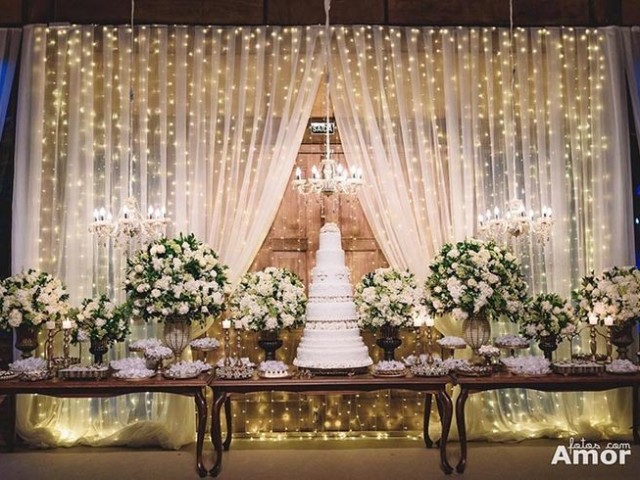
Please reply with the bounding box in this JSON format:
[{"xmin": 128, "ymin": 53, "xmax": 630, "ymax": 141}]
[{"xmin": 293, "ymin": 328, "xmax": 373, "ymax": 369}]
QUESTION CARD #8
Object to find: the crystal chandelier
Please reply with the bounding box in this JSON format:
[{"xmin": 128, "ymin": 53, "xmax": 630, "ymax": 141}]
[
  {"xmin": 477, "ymin": 199, "xmax": 553, "ymax": 245},
  {"xmin": 477, "ymin": 0, "xmax": 554, "ymax": 246},
  {"xmin": 89, "ymin": 0, "xmax": 169, "ymax": 248},
  {"xmin": 292, "ymin": 0, "xmax": 364, "ymax": 197}
]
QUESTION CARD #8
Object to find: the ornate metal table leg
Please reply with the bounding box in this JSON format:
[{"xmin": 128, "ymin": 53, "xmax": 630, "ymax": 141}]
[
  {"xmin": 436, "ymin": 391, "xmax": 453, "ymax": 474},
  {"xmin": 423, "ymin": 393, "xmax": 433, "ymax": 448},
  {"xmin": 210, "ymin": 391, "xmax": 227, "ymax": 477},
  {"xmin": 633, "ymin": 385, "xmax": 639, "ymax": 445},
  {"xmin": 223, "ymin": 396, "xmax": 232, "ymax": 451},
  {"xmin": 194, "ymin": 388, "xmax": 208, "ymax": 477},
  {"xmin": 455, "ymin": 388, "xmax": 470, "ymax": 473}
]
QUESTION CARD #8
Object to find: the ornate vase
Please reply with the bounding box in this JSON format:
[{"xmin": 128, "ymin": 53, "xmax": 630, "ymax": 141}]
[
  {"xmin": 538, "ymin": 334, "xmax": 558, "ymax": 361},
  {"xmin": 89, "ymin": 337, "xmax": 109, "ymax": 364},
  {"xmin": 462, "ymin": 315, "xmax": 491, "ymax": 355},
  {"xmin": 610, "ymin": 321, "xmax": 634, "ymax": 360},
  {"xmin": 376, "ymin": 324, "xmax": 402, "ymax": 361},
  {"xmin": 258, "ymin": 330, "xmax": 283, "ymax": 361},
  {"xmin": 15, "ymin": 324, "xmax": 39, "ymax": 359},
  {"xmin": 163, "ymin": 317, "xmax": 192, "ymax": 357}
]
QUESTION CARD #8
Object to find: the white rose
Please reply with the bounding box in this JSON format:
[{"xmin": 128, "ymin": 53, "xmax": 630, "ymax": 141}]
[
  {"xmin": 8, "ymin": 309, "xmax": 22, "ymax": 328},
  {"xmin": 178, "ymin": 303, "xmax": 190, "ymax": 315},
  {"xmin": 95, "ymin": 318, "xmax": 106, "ymax": 327},
  {"xmin": 134, "ymin": 264, "xmax": 144, "ymax": 273},
  {"xmin": 151, "ymin": 289, "xmax": 162, "ymax": 298},
  {"xmin": 156, "ymin": 245, "xmax": 166, "ymax": 254}
]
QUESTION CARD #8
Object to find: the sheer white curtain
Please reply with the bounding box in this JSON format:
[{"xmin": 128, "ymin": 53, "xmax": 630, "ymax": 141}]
[
  {"xmin": 332, "ymin": 26, "xmax": 634, "ymax": 440},
  {"xmin": 623, "ymin": 27, "xmax": 640, "ymax": 153},
  {"xmin": 13, "ymin": 24, "xmax": 324, "ymax": 448},
  {"xmin": 0, "ymin": 29, "xmax": 20, "ymax": 141}
]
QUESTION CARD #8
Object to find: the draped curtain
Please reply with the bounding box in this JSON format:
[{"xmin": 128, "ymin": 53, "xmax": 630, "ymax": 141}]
[
  {"xmin": 623, "ymin": 27, "xmax": 640, "ymax": 155},
  {"xmin": 332, "ymin": 26, "xmax": 634, "ymax": 440},
  {"xmin": 0, "ymin": 29, "xmax": 20, "ymax": 141},
  {"xmin": 12, "ymin": 24, "xmax": 324, "ymax": 447}
]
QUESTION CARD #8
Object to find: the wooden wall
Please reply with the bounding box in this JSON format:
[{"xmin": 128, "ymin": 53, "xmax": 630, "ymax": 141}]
[
  {"xmin": 1, "ymin": 0, "xmax": 639, "ymax": 27},
  {"xmin": 250, "ymin": 143, "xmax": 388, "ymax": 287}
]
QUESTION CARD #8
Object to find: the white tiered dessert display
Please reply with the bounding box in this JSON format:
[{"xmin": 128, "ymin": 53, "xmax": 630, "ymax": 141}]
[{"xmin": 294, "ymin": 223, "xmax": 372, "ymax": 373}]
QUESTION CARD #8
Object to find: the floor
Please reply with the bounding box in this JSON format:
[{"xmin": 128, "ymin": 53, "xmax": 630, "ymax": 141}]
[{"xmin": 1, "ymin": 437, "xmax": 638, "ymax": 480}]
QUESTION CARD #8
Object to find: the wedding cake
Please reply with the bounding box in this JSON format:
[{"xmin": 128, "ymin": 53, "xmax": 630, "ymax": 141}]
[{"xmin": 294, "ymin": 223, "xmax": 372, "ymax": 370}]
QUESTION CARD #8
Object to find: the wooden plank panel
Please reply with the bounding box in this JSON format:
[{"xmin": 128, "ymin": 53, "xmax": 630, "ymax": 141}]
[
  {"xmin": 268, "ymin": 0, "xmax": 385, "ymax": 25},
  {"xmin": 622, "ymin": 0, "xmax": 640, "ymax": 25},
  {"xmin": 592, "ymin": 0, "xmax": 622, "ymax": 25},
  {"xmin": 0, "ymin": 0, "xmax": 23, "ymax": 25},
  {"xmin": 54, "ymin": 0, "xmax": 264, "ymax": 25},
  {"xmin": 389, "ymin": 0, "xmax": 590, "ymax": 26},
  {"xmin": 513, "ymin": 0, "xmax": 590, "ymax": 26},
  {"xmin": 389, "ymin": 0, "xmax": 509, "ymax": 26}
]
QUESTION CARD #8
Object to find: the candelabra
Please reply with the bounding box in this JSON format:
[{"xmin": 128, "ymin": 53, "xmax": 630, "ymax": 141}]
[
  {"xmin": 478, "ymin": 199, "xmax": 554, "ymax": 245},
  {"xmin": 45, "ymin": 328, "xmax": 56, "ymax": 372},
  {"xmin": 223, "ymin": 323, "xmax": 232, "ymax": 368},
  {"xmin": 589, "ymin": 324, "xmax": 598, "ymax": 362},
  {"xmin": 425, "ymin": 324, "xmax": 435, "ymax": 366},
  {"xmin": 605, "ymin": 325, "xmax": 613, "ymax": 364}
]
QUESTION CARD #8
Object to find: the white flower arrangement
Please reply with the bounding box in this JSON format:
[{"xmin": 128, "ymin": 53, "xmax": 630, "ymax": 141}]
[
  {"xmin": 423, "ymin": 239, "xmax": 528, "ymax": 322},
  {"xmin": 573, "ymin": 266, "xmax": 640, "ymax": 325},
  {"xmin": 494, "ymin": 334, "xmax": 530, "ymax": 348},
  {"xmin": 125, "ymin": 233, "xmax": 230, "ymax": 325},
  {"xmin": 520, "ymin": 293, "xmax": 577, "ymax": 341},
  {"xmin": 355, "ymin": 268, "xmax": 423, "ymax": 330},
  {"xmin": 0, "ymin": 269, "xmax": 70, "ymax": 330},
  {"xmin": 72, "ymin": 295, "xmax": 130, "ymax": 345},
  {"xmin": 229, "ymin": 267, "xmax": 307, "ymax": 332},
  {"xmin": 478, "ymin": 345, "xmax": 500, "ymax": 357}
]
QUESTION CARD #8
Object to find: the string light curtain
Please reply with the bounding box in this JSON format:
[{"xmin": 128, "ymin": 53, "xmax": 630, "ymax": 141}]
[
  {"xmin": 332, "ymin": 26, "xmax": 634, "ymax": 440},
  {"xmin": 12, "ymin": 24, "xmax": 324, "ymax": 447},
  {"xmin": 623, "ymin": 27, "xmax": 640, "ymax": 154},
  {"xmin": 0, "ymin": 29, "xmax": 20, "ymax": 141}
]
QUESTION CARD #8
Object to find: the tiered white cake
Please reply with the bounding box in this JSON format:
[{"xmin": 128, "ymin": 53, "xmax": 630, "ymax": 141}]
[{"xmin": 293, "ymin": 223, "xmax": 372, "ymax": 370}]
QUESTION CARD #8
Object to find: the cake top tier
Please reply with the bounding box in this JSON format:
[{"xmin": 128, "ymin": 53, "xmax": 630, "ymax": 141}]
[{"xmin": 319, "ymin": 222, "xmax": 343, "ymax": 252}]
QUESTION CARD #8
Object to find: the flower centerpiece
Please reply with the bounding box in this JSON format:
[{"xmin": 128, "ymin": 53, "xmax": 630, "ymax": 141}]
[
  {"xmin": 520, "ymin": 293, "xmax": 576, "ymax": 360},
  {"xmin": 71, "ymin": 295, "xmax": 131, "ymax": 364},
  {"xmin": 0, "ymin": 269, "xmax": 70, "ymax": 358},
  {"xmin": 573, "ymin": 266, "xmax": 640, "ymax": 359},
  {"xmin": 355, "ymin": 268, "xmax": 423, "ymax": 360},
  {"xmin": 229, "ymin": 267, "xmax": 306, "ymax": 361},
  {"xmin": 125, "ymin": 233, "xmax": 230, "ymax": 356},
  {"xmin": 423, "ymin": 239, "xmax": 528, "ymax": 354}
]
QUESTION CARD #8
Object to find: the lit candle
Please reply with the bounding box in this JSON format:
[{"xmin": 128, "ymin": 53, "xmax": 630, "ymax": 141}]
[
  {"xmin": 295, "ymin": 167, "xmax": 302, "ymax": 181},
  {"xmin": 588, "ymin": 313, "xmax": 598, "ymax": 325},
  {"xmin": 478, "ymin": 214, "xmax": 484, "ymax": 226},
  {"xmin": 493, "ymin": 206, "xmax": 500, "ymax": 219},
  {"xmin": 413, "ymin": 317, "xmax": 423, "ymax": 328},
  {"xmin": 222, "ymin": 319, "xmax": 231, "ymax": 329},
  {"xmin": 425, "ymin": 316, "xmax": 435, "ymax": 327},
  {"xmin": 604, "ymin": 315, "xmax": 614, "ymax": 327},
  {"xmin": 148, "ymin": 206, "xmax": 154, "ymax": 219},
  {"xmin": 62, "ymin": 319, "xmax": 72, "ymax": 329},
  {"xmin": 46, "ymin": 320, "xmax": 56, "ymax": 330},
  {"xmin": 99, "ymin": 207, "xmax": 106, "ymax": 221}
]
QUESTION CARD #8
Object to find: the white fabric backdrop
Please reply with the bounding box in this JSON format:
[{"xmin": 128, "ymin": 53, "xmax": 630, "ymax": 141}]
[
  {"xmin": 331, "ymin": 25, "xmax": 634, "ymax": 440},
  {"xmin": 12, "ymin": 24, "xmax": 324, "ymax": 447},
  {"xmin": 623, "ymin": 27, "xmax": 640, "ymax": 155},
  {"xmin": 0, "ymin": 29, "xmax": 20, "ymax": 141}
]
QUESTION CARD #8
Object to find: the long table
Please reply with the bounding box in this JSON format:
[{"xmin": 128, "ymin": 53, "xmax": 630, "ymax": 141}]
[
  {"xmin": 209, "ymin": 374, "xmax": 454, "ymax": 477},
  {"xmin": 0, "ymin": 375, "xmax": 211, "ymax": 477},
  {"xmin": 453, "ymin": 372, "xmax": 640, "ymax": 473}
]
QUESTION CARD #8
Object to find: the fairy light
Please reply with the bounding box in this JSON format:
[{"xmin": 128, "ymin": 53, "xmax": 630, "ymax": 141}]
[{"xmin": 26, "ymin": 23, "xmax": 614, "ymax": 443}]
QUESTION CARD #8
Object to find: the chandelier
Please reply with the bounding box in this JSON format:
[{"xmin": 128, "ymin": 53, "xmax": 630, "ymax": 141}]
[
  {"xmin": 477, "ymin": 199, "xmax": 553, "ymax": 245},
  {"xmin": 89, "ymin": 0, "xmax": 169, "ymax": 248},
  {"xmin": 292, "ymin": 0, "xmax": 363, "ymax": 197},
  {"xmin": 477, "ymin": 0, "xmax": 554, "ymax": 246}
]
